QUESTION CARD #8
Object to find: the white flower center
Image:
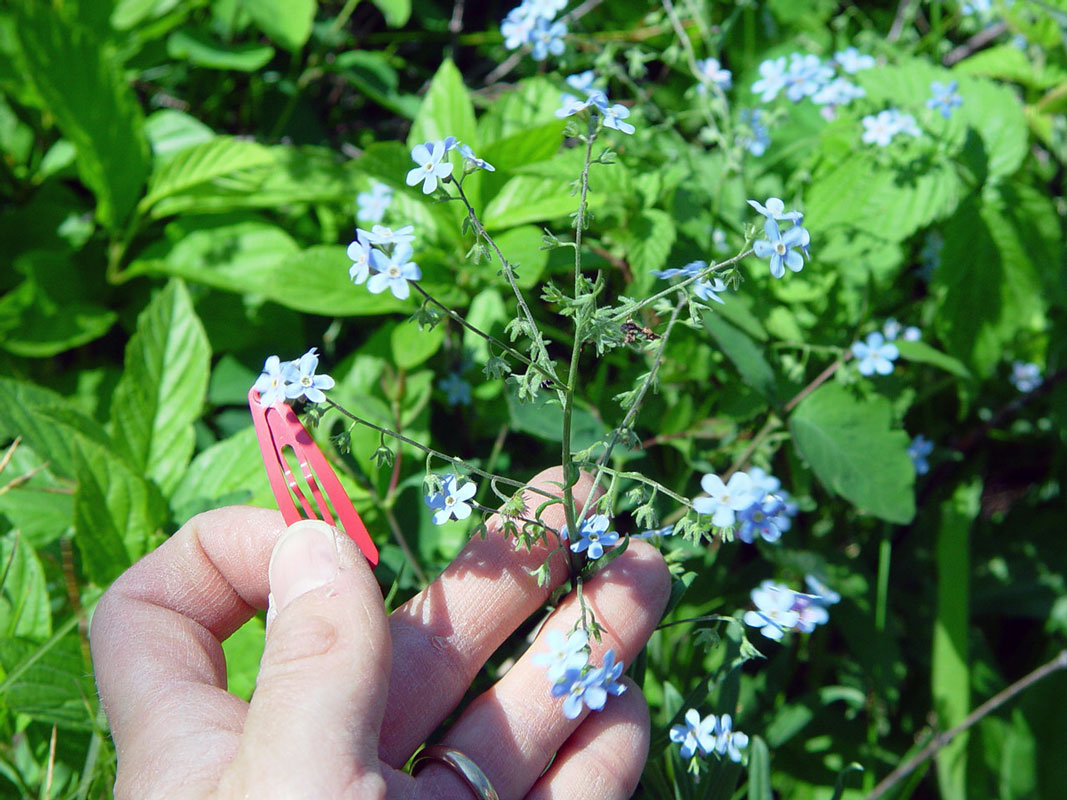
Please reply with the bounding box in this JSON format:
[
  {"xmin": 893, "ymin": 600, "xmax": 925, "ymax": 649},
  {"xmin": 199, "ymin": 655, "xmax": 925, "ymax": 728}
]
[
  {"xmin": 423, "ymin": 162, "xmax": 434, "ymax": 172},
  {"xmin": 387, "ymin": 265, "xmax": 402, "ymax": 278},
  {"xmin": 774, "ymin": 242, "xmax": 787, "ymax": 255},
  {"xmin": 445, "ymin": 496, "xmax": 456, "ymax": 506},
  {"xmin": 300, "ymin": 376, "xmax": 312, "ymax": 387}
]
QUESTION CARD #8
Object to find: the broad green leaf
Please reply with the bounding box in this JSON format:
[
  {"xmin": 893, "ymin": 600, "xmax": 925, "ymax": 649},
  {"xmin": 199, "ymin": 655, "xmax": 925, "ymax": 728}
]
[
  {"xmin": 72, "ymin": 434, "xmax": 167, "ymax": 585},
  {"xmin": 491, "ymin": 225, "xmax": 550, "ymax": 289},
  {"xmin": 463, "ymin": 289, "xmax": 508, "ymax": 363},
  {"xmin": 144, "ymin": 109, "xmax": 215, "ymax": 158},
  {"xmin": 273, "ymin": 245, "xmax": 412, "ymax": 316},
  {"xmin": 705, "ymin": 314, "xmax": 778, "ymax": 403},
  {"xmin": 622, "ymin": 209, "xmax": 676, "ymax": 277},
  {"xmin": 479, "ymin": 121, "xmax": 565, "ymax": 174},
  {"xmin": 0, "ymin": 533, "xmax": 51, "ymax": 640},
  {"xmin": 370, "ymin": 0, "xmax": 412, "ymax": 27},
  {"xmin": 482, "ymin": 176, "xmax": 587, "ymax": 229},
  {"xmin": 408, "ymin": 59, "xmax": 477, "ymax": 150},
  {"xmin": 0, "ymin": 378, "xmax": 111, "ymax": 480},
  {"xmin": 223, "ymin": 616, "xmax": 265, "ymax": 700},
  {"xmin": 789, "ymin": 383, "xmax": 915, "ymax": 523},
  {"xmin": 0, "ymin": 633, "xmax": 96, "ymax": 729},
  {"xmin": 0, "ymin": 252, "xmax": 117, "ymax": 358},
  {"xmin": 333, "ymin": 50, "xmax": 420, "ymax": 119},
  {"xmin": 934, "ymin": 480, "xmax": 980, "ymax": 800},
  {"xmin": 0, "ymin": 445, "xmax": 73, "ymax": 549},
  {"xmin": 505, "ymin": 389, "xmax": 605, "ymax": 452},
  {"xmin": 14, "ymin": 4, "xmax": 149, "ymax": 230},
  {"xmin": 747, "ymin": 736, "xmax": 772, "ymax": 800},
  {"xmin": 109, "ymin": 280, "xmax": 211, "ymax": 497},
  {"xmin": 894, "ymin": 340, "xmax": 971, "ymax": 380},
  {"xmin": 167, "ymin": 28, "xmax": 275, "ymax": 72},
  {"xmin": 477, "ymin": 77, "xmax": 562, "ymax": 143},
  {"xmin": 934, "ymin": 195, "xmax": 1047, "ymax": 377},
  {"xmin": 244, "ymin": 0, "xmax": 316, "ymax": 50},
  {"xmin": 140, "ymin": 137, "xmax": 275, "ymax": 214},
  {"xmin": 111, "ymin": 0, "xmax": 183, "ymax": 30},
  {"xmin": 391, "ymin": 320, "xmax": 445, "ymax": 370},
  {"xmin": 170, "ymin": 425, "xmax": 274, "ymax": 523},
  {"xmin": 954, "ymin": 44, "xmax": 1066, "ymax": 89}
]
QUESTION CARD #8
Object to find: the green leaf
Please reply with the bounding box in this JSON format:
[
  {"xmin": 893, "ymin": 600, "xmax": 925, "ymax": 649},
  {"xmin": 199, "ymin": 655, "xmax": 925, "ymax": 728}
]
[
  {"xmin": 933, "ymin": 480, "xmax": 980, "ymax": 800},
  {"xmin": 505, "ymin": 389, "xmax": 606, "ymax": 452},
  {"xmin": 223, "ymin": 616, "xmax": 266, "ymax": 701},
  {"xmin": 789, "ymin": 383, "xmax": 915, "ymax": 524},
  {"xmin": 0, "ymin": 533, "xmax": 51, "ymax": 641},
  {"xmin": 0, "ymin": 633, "xmax": 96, "ymax": 729},
  {"xmin": 0, "ymin": 445, "xmax": 73, "ymax": 549},
  {"xmin": 0, "ymin": 378, "xmax": 111, "ymax": 480},
  {"xmin": 391, "ymin": 320, "xmax": 445, "ymax": 370},
  {"xmin": 477, "ymin": 77, "xmax": 563, "ymax": 143},
  {"xmin": 140, "ymin": 137, "xmax": 275, "ymax": 214},
  {"xmin": 479, "ymin": 121, "xmax": 565, "ymax": 174},
  {"xmin": 370, "ymin": 0, "xmax": 411, "ymax": 27},
  {"xmin": 0, "ymin": 252, "xmax": 117, "ymax": 358},
  {"xmin": 167, "ymin": 28, "xmax": 275, "ymax": 72},
  {"xmin": 243, "ymin": 0, "xmax": 316, "ymax": 50},
  {"xmin": 333, "ymin": 50, "xmax": 420, "ymax": 120},
  {"xmin": 408, "ymin": 59, "xmax": 477, "ymax": 150},
  {"xmin": 274, "ymin": 245, "xmax": 413, "ymax": 316},
  {"xmin": 170, "ymin": 425, "xmax": 274, "ymax": 523},
  {"xmin": 109, "ymin": 280, "xmax": 211, "ymax": 497},
  {"xmin": 622, "ymin": 209, "xmax": 676, "ymax": 277},
  {"xmin": 72, "ymin": 434, "xmax": 167, "ymax": 585},
  {"xmin": 144, "ymin": 109, "xmax": 215, "ymax": 159},
  {"xmin": 705, "ymin": 314, "xmax": 778, "ymax": 403},
  {"xmin": 491, "ymin": 225, "xmax": 550, "ymax": 289},
  {"xmin": 747, "ymin": 736, "xmax": 773, "ymax": 800},
  {"xmin": 13, "ymin": 4, "xmax": 149, "ymax": 230},
  {"xmin": 482, "ymin": 176, "xmax": 586, "ymax": 229},
  {"xmin": 934, "ymin": 195, "xmax": 1047, "ymax": 377},
  {"xmin": 894, "ymin": 340, "xmax": 972, "ymax": 380}
]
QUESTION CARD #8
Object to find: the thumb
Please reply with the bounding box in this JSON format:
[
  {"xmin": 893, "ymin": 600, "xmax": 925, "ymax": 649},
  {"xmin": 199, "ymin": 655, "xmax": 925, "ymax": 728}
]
[{"xmin": 222, "ymin": 520, "xmax": 390, "ymax": 798}]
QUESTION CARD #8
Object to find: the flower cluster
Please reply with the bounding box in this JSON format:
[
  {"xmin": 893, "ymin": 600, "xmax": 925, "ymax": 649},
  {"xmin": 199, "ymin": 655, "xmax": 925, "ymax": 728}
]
[
  {"xmin": 670, "ymin": 708, "xmax": 749, "ymax": 763},
  {"xmin": 347, "ymin": 224, "xmax": 420, "ymax": 300},
  {"xmin": 1010, "ymin": 361, "xmax": 1042, "ymax": 393},
  {"xmin": 405, "ymin": 137, "xmax": 495, "ymax": 196},
  {"xmin": 743, "ymin": 577, "xmax": 838, "ymax": 641},
  {"xmin": 501, "ymin": 0, "xmax": 567, "ymax": 61},
  {"xmin": 695, "ymin": 57, "xmax": 731, "ymax": 93},
  {"xmin": 560, "ymin": 513, "xmax": 619, "ymax": 559},
  {"xmin": 692, "ymin": 467, "xmax": 797, "ymax": 543},
  {"xmin": 356, "ymin": 181, "xmax": 393, "ymax": 223},
  {"xmin": 425, "ymin": 474, "xmax": 478, "ymax": 525},
  {"xmin": 653, "ymin": 260, "xmax": 728, "ymax": 304},
  {"xmin": 852, "ymin": 331, "xmax": 900, "ymax": 376},
  {"xmin": 882, "ymin": 318, "xmax": 921, "ymax": 343},
  {"xmin": 861, "ymin": 108, "xmax": 922, "ymax": 147},
  {"xmin": 908, "ymin": 434, "xmax": 934, "ymax": 475},
  {"xmin": 534, "ymin": 630, "xmax": 627, "ymax": 719},
  {"xmin": 749, "ymin": 197, "xmax": 811, "ymax": 279},
  {"xmin": 752, "ymin": 50, "xmax": 870, "ymax": 111},
  {"xmin": 556, "ymin": 72, "xmax": 635, "ymax": 134},
  {"xmin": 253, "ymin": 348, "xmax": 334, "ymax": 406}
]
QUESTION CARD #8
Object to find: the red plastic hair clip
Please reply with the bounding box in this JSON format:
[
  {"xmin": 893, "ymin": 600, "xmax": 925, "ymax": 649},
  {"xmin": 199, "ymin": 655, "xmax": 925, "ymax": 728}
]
[{"xmin": 249, "ymin": 387, "xmax": 378, "ymax": 567}]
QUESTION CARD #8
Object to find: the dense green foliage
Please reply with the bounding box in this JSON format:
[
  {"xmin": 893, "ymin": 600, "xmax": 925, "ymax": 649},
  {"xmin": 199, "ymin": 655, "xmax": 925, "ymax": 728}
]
[{"xmin": 1, "ymin": 0, "xmax": 1066, "ymax": 798}]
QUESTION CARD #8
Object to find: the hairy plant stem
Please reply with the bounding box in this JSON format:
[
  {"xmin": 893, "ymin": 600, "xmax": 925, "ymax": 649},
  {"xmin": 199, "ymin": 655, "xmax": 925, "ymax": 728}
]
[
  {"xmin": 451, "ymin": 178, "xmax": 564, "ymax": 400},
  {"xmin": 324, "ymin": 399, "xmax": 558, "ymax": 502},
  {"xmin": 607, "ymin": 248, "xmax": 754, "ymax": 323}
]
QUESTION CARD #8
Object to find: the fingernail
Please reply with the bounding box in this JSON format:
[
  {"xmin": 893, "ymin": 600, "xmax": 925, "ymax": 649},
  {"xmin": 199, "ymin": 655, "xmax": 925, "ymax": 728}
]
[{"xmin": 268, "ymin": 520, "xmax": 339, "ymax": 612}]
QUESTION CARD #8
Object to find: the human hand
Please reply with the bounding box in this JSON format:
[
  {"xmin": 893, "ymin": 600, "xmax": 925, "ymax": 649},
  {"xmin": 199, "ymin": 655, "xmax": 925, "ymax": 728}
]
[{"xmin": 90, "ymin": 467, "xmax": 670, "ymax": 799}]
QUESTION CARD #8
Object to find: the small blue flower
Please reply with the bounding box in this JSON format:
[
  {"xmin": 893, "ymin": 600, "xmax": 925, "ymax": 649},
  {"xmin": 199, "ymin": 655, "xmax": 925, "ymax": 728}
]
[
  {"xmin": 633, "ymin": 524, "xmax": 674, "ymax": 539},
  {"xmin": 712, "ymin": 228, "xmax": 729, "ymax": 253},
  {"xmin": 804, "ymin": 575, "xmax": 840, "ymax": 605},
  {"xmin": 908, "ymin": 434, "xmax": 934, "ymax": 475},
  {"xmin": 692, "ymin": 471, "xmax": 755, "ymax": 528},
  {"xmin": 533, "ymin": 629, "xmax": 589, "ymax": 683},
  {"xmin": 670, "ymin": 709, "xmax": 719, "ymax": 759},
  {"xmin": 356, "ymin": 181, "xmax": 392, "ymax": 223},
  {"xmin": 693, "ymin": 277, "xmax": 727, "ymax": 305},
  {"xmin": 695, "ymin": 57, "xmax": 732, "ymax": 91},
  {"xmin": 425, "ymin": 474, "xmax": 478, "ymax": 525},
  {"xmin": 552, "ymin": 649, "xmax": 626, "ymax": 719},
  {"xmin": 1010, "ymin": 361, "xmax": 1042, "ymax": 393},
  {"xmin": 360, "ymin": 224, "xmax": 415, "ymax": 247},
  {"xmin": 284, "ymin": 347, "xmax": 335, "ymax": 404},
  {"xmin": 747, "ymin": 197, "xmax": 803, "ymax": 224},
  {"xmin": 738, "ymin": 108, "xmax": 771, "ymax": 156},
  {"xmin": 601, "ymin": 103, "xmax": 635, "ymax": 135},
  {"xmin": 501, "ymin": 6, "xmax": 536, "ymax": 50},
  {"xmin": 834, "ymin": 47, "xmax": 875, "ymax": 74},
  {"xmin": 530, "ymin": 17, "xmax": 566, "ymax": 61},
  {"xmin": 566, "ymin": 514, "xmax": 619, "ymax": 560},
  {"xmin": 439, "ymin": 372, "xmax": 472, "ymax": 406},
  {"xmin": 566, "ymin": 70, "xmax": 596, "ymax": 93},
  {"xmin": 556, "ymin": 93, "xmax": 596, "ymax": 118},
  {"xmin": 851, "ymin": 332, "xmax": 899, "ymax": 376},
  {"xmin": 368, "ymin": 243, "xmax": 421, "ymax": 300},
  {"xmin": 737, "ymin": 496, "xmax": 785, "ymax": 544},
  {"xmin": 746, "ymin": 466, "xmax": 781, "ymax": 496},
  {"xmin": 862, "ymin": 109, "xmax": 922, "ymax": 146},
  {"xmin": 346, "ymin": 233, "xmax": 372, "ymax": 285},
  {"xmin": 751, "ymin": 56, "xmax": 788, "ymax": 102},
  {"xmin": 716, "ymin": 714, "xmax": 750, "ymax": 763},
  {"xmin": 961, "ymin": 0, "xmax": 993, "ymax": 15},
  {"xmin": 526, "ymin": 0, "xmax": 567, "ymax": 18},
  {"xmin": 882, "ymin": 318, "xmax": 922, "ymax": 342},
  {"xmin": 743, "ymin": 582, "xmax": 800, "ymax": 641},
  {"xmin": 812, "ymin": 77, "xmax": 866, "ymax": 107},
  {"xmin": 457, "ymin": 143, "xmax": 495, "ymax": 172},
  {"xmin": 783, "ymin": 53, "xmax": 833, "ymax": 102},
  {"xmin": 927, "ymin": 80, "xmax": 963, "ymax": 118},
  {"xmin": 790, "ymin": 591, "xmax": 830, "ymax": 633},
  {"xmin": 753, "ymin": 218, "xmax": 809, "ymax": 279},
  {"xmin": 405, "ymin": 141, "xmax": 454, "ymax": 194},
  {"xmin": 253, "ymin": 354, "xmax": 297, "ymax": 407}
]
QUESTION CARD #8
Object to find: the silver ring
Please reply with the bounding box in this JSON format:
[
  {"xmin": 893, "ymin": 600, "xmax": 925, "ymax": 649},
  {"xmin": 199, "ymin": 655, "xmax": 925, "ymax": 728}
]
[{"xmin": 410, "ymin": 744, "xmax": 500, "ymax": 800}]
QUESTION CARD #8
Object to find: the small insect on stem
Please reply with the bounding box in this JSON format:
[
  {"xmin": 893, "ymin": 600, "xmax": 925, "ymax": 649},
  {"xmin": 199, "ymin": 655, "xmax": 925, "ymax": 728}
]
[{"xmin": 621, "ymin": 320, "xmax": 661, "ymax": 345}]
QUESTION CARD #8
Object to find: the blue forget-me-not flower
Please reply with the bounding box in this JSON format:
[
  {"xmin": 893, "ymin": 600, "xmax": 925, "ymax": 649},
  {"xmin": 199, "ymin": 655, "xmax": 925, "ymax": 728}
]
[
  {"xmin": 1010, "ymin": 361, "xmax": 1042, "ymax": 392},
  {"xmin": 670, "ymin": 709, "xmax": 719, "ymax": 759},
  {"xmin": 927, "ymin": 80, "xmax": 963, "ymax": 118},
  {"xmin": 908, "ymin": 434, "xmax": 934, "ymax": 475},
  {"xmin": 406, "ymin": 141, "xmax": 453, "ymax": 194},
  {"xmin": 356, "ymin": 181, "xmax": 392, "ymax": 223},
  {"xmin": 368, "ymin": 242, "xmax": 421, "ymax": 300},
  {"xmin": 253, "ymin": 355, "xmax": 295, "ymax": 407},
  {"xmin": 284, "ymin": 348, "xmax": 335, "ymax": 404},
  {"xmin": 693, "ymin": 471, "xmax": 756, "ymax": 528},
  {"xmin": 852, "ymin": 331, "xmax": 900, "ymax": 376},
  {"xmin": 425, "ymin": 474, "xmax": 478, "ymax": 525}
]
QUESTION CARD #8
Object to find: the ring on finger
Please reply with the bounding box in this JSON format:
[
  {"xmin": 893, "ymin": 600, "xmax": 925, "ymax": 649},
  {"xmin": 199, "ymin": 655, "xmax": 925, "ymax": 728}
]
[{"xmin": 410, "ymin": 744, "xmax": 500, "ymax": 800}]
